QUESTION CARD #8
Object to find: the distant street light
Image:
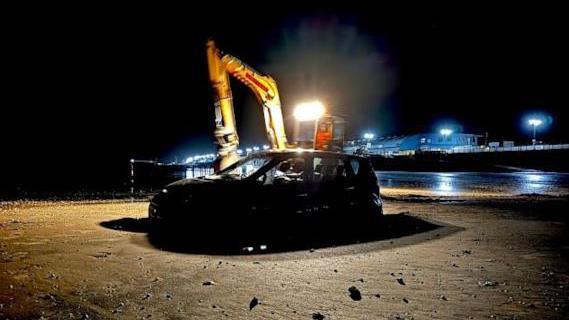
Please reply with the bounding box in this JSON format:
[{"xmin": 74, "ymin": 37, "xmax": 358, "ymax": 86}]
[
  {"xmin": 293, "ymin": 101, "xmax": 325, "ymax": 122},
  {"xmin": 528, "ymin": 118, "xmax": 542, "ymax": 145},
  {"xmin": 252, "ymin": 146, "xmax": 260, "ymax": 151},
  {"xmin": 262, "ymin": 145, "xmax": 270, "ymax": 150},
  {"xmin": 363, "ymin": 133, "xmax": 375, "ymax": 140},
  {"xmin": 440, "ymin": 128, "xmax": 452, "ymax": 137}
]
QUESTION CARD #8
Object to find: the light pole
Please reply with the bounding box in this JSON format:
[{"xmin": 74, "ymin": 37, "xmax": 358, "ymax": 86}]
[
  {"xmin": 528, "ymin": 118, "xmax": 542, "ymax": 145},
  {"xmin": 439, "ymin": 129, "xmax": 453, "ymax": 152},
  {"xmin": 363, "ymin": 132, "xmax": 374, "ymax": 151},
  {"xmin": 129, "ymin": 158, "xmax": 135, "ymax": 201}
]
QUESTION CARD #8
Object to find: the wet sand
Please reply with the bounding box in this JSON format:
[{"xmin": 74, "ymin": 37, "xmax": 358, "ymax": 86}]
[{"xmin": 1, "ymin": 190, "xmax": 568, "ymax": 319}]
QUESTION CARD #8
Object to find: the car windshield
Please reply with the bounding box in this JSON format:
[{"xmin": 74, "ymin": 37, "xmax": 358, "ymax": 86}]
[{"xmin": 217, "ymin": 156, "xmax": 272, "ymax": 180}]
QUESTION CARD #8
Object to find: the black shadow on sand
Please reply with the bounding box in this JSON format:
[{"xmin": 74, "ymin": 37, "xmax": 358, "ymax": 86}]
[{"xmin": 100, "ymin": 213, "xmax": 461, "ymax": 256}]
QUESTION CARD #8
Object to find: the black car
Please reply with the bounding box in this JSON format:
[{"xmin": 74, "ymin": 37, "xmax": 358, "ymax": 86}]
[{"xmin": 149, "ymin": 150, "xmax": 382, "ymax": 237}]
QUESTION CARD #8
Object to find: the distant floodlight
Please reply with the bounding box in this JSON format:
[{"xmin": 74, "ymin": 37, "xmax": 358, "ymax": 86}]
[
  {"xmin": 253, "ymin": 146, "xmax": 260, "ymax": 151},
  {"xmin": 236, "ymin": 149, "xmax": 243, "ymax": 155},
  {"xmin": 185, "ymin": 157, "xmax": 194, "ymax": 163},
  {"xmin": 363, "ymin": 133, "xmax": 375, "ymax": 140},
  {"xmin": 293, "ymin": 101, "xmax": 325, "ymax": 121},
  {"xmin": 245, "ymin": 147, "xmax": 252, "ymax": 153},
  {"xmin": 262, "ymin": 145, "xmax": 270, "ymax": 150},
  {"xmin": 440, "ymin": 128, "xmax": 452, "ymax": 136},
  {"xmin": 528, "ymin": 118, "xmax": 542, "ymax": 127}
]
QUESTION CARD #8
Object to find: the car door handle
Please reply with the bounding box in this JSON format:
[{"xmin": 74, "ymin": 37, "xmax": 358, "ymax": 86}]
[{"xmin": 296, "ymin": 193, "xmax": 308, "ymax": 197}]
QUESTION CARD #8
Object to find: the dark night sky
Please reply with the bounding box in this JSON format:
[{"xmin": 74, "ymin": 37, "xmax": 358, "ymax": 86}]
[{"xmin": 2, "ymin": 5, "xmax": 568, "ymax": 192}]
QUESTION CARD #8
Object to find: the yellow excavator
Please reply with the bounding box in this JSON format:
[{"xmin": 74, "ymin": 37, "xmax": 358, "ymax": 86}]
[
  {"xmin": 207, "ymin": 39, "xmax": 290, "ymax": 171},
  {"xmin": 207, "ymin": 39, "xmax": 345, "ymax": 171}
]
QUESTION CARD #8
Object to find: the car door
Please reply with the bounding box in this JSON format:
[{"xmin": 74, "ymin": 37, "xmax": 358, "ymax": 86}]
[
  {"xmin": 341, "ymin": 156, "xmax": 360, "ymax": 211},
  {"xmin": 347, "ymin": 157, "xmax": 382, "ymax": 217},
  {"xmin": 310, "ymin": 155, "xmax": 348, "ymax": 220},
  {"xmin": 254, "ymin": 155, "xmax": 309, "ymax": 227}
]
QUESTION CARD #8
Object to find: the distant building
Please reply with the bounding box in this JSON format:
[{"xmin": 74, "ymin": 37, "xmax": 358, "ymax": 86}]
[{"xmin": 344, "ymin": 133, "xmax": 481, "ymax": 156}]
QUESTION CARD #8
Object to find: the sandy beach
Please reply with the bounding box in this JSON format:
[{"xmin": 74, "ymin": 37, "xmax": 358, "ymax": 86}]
[{"xmin": 1, "ymin": 190, "xmax": 568, "ymax": 319}]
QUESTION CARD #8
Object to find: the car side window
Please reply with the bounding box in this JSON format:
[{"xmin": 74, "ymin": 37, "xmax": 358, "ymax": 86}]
[
  {"xmin": 313, "ymin": 156, "xmax": 346, "ymax": 184},
  {"xmin": 259, "ymin": 157, "xmax": 306, "ymax": 185},
  {"xmin": 224, "ymin": 157, "xmax": 271, "ymax": 179},
  {"xmin": 350, "ymin": 159, "xmax": 360, "ymax": 176}
]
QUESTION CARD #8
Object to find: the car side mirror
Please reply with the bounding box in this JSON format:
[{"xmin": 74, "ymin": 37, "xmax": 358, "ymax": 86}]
[{"xmin": 256, "ymin": 174, "xmax": 267, "ymax": 185}]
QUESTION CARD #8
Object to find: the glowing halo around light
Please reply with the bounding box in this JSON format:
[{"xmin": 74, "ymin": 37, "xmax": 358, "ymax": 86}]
[{"xmin": 293, "ymin": 101, "xmax": 325, "ymax": 121}]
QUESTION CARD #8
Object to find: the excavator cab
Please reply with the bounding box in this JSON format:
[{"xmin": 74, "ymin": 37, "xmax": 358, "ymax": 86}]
[
  {"xmin": 314, "ymin": 115, "xmax": 345, "ymax": 152},
  {"xmin": 296, "ymin": 115, "xmax": 345, "ymax": 152}
]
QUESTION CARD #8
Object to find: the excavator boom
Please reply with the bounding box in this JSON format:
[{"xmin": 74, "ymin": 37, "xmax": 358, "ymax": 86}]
[{"xmin": 207, "ymin": 40, "xmax": 289, "ymax": 171}]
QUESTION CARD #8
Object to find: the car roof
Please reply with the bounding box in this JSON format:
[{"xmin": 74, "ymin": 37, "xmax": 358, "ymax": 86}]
[{"xmin": 252, "ymin": 149, "xmax": 367, "ymax": 160}]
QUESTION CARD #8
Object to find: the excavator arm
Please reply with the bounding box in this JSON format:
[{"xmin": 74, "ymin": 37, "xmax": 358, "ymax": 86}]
[{"xmin": 207, "ymin": 40, "xmax": 289, "ymax": 171}]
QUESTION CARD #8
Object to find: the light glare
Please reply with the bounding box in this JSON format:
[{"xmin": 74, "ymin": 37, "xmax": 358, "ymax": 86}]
[{"xmin": 293, "ymin": 101, "xmax": 325, "ymax": 121}]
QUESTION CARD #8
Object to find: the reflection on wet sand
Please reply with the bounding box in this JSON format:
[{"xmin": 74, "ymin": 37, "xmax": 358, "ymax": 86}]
[{"xmin": 378, "ymin": 171, "xmax": 569, "ymax": 196}]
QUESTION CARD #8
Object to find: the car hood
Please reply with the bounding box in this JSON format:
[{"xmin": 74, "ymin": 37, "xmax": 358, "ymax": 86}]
[
  {"xmin": 165, "ymin": 174, "xmax": 244, "ymax": 191},
  {"xmin": 152, "ymin": 174, "xmax": 253, "ymax": 208}
]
